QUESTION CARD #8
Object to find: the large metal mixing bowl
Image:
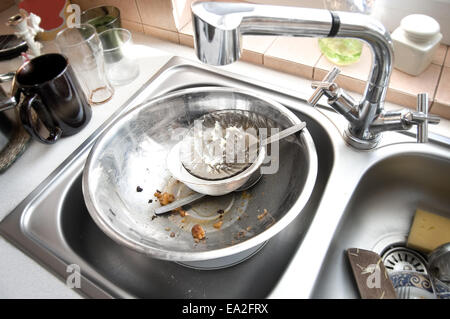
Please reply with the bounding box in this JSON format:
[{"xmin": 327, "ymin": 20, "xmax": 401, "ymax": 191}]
[{"xmin": 82, "ymin": 87, "xmax": 318, "ymax": 263}]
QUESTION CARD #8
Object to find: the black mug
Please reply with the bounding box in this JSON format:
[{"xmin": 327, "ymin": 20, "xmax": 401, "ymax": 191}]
[{"xmin": 12, "ymin": 53, "xmax": 92, "ymax": 144}]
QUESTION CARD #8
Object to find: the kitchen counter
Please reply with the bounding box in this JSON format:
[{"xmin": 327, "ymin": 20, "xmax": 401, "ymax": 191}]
[{"xmin": 0, "ymin": 5, "xmax": 449, "ymax": 298}]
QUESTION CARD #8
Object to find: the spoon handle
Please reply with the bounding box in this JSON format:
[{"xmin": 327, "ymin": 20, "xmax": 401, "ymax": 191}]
[{"xmin": 262, "ymin": 122, "xmax": 306, "ymax": 146}]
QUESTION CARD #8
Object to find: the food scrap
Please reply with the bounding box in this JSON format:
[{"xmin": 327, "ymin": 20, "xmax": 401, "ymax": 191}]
[
  {"xmin": 154, "ymin": 191, "xmax": 175, "ymax": 206},
  {"xmin": 257, "ymin": 209, "xmax": 268, "ymax": 220},
  {"xmin": 170, "ymin": 232, "xmax": 176, "ymax": 238},
  {"xmin": 148, "ymin": 199, "xmax": 153, "ymax": 203},
  {"xmin": 235, "ymin": 230, "xmax": 246, "ymax": 239},
  {"xmin": 241, "ymin": 191, "xmax": 252, "ymax": 199},
  {"xmin": 213, "ymin": 220, "xmax": 223, "ymax": 229},
  {"xmin": 191, "ymin": 224, "xmax": 206, "ymax": 240},
  {"xmin": 173, "ymin": 207, "xmax": 187, "ymax": 217},
  {"xmin": 136, "ymin": 186, "xmax": 143, "ymax": 192}
]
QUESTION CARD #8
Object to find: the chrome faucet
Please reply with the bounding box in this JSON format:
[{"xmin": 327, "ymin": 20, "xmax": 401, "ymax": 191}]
[{"xmin": 192, "ymin": 1, "xmax": 439, "ymax": 149}]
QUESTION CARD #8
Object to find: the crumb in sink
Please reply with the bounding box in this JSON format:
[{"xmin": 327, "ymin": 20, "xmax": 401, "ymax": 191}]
[
  {"xmin": 191, "ymin": 224, "xmax": 205, "ymax": 240},
  {"xmin": 136, "ymin": 186, "xmax": 143, "ymax": 192}
]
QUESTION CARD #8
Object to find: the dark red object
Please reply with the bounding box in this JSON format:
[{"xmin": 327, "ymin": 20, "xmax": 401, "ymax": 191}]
[{"xmin": 19, "ymin": 0, "xmax": 67, "ymax": 31}]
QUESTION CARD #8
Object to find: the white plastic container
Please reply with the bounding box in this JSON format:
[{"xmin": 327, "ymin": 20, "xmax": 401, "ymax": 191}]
[{"xmin": 391, "ymin": 14, "xmax": 442, "ymax": 76}]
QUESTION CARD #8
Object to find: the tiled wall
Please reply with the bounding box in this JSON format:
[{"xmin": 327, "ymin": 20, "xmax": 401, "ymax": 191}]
[
  {"xmin": 5, "ymin": 1, "xmax": 450, "ymax": 118},
  {"xmin": 70, "ymin": 0, "xmax": 194, "ymax": 43},
  {"xmin": 70, "ymin": 0, "xmax": 247, "ymax": 43},
  {"xmin": 69, "ymin": 0, "xmax": 450, "ymax": 119},
  {"xmin": 179, "ymin": 21, "xmax": 450, "ymax": 119}
]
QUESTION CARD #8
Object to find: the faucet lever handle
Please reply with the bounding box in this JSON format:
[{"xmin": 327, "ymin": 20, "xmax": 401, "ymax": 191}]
[
  {"xmin": 308, "ymin": 67, "xmax": 341, "ymax": 107},
  {"xmin": 415, "ymin": 93, "xmax": 440, "ymax": 143}
]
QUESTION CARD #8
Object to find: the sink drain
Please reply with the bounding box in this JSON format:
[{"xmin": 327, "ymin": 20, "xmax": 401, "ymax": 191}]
[{"xmin": 382, "ymin": 246, "xmax": 428, "ymax": 274}]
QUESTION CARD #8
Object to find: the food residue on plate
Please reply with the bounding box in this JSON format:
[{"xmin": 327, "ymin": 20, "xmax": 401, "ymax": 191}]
[
  {"xmin": 173, "ymin": 207, "xmax": 187, "ymax": 217},
  {"xmin": 257, "ymin": 209, "xmax": 268, "ymax": 220},
  {"xmin": 150, "ymin": 182, "xmax": 257, "ymax": 245},
  {"xmin": 213, "ymin": 220, "xmax": 223, "ymax": 229},
  {"xmin": 191, "ymin": 224, "xmax": 206, "ymax": 240},
  {"xmin": 154, "ymin": 191, "xmax": 175, "ymax": 206},
  {"xmin": 235, "ymin": 230, "xmax": 246, "ymax": 239},
  {"xmin": 241, "ymin": 191, "xmax": 252, "ymax": 199}
]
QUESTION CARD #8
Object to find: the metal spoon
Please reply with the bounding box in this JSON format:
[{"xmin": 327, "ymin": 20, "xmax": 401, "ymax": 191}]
[{"xmin": 154, "ymin": 122, "xmax": 306, "ymax": 215}]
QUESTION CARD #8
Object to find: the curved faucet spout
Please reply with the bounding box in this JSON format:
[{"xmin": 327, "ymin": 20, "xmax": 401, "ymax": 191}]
[
  {"xmin": 192, "ymin": 2, "xmax": 333, "ymax": 66},
  {"xmin": 192, "ymin": 1, "xmax": 396, "ymax": 149}
]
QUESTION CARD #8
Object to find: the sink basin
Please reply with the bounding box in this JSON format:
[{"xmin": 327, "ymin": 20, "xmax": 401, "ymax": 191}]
[
  {"xmin": 312, "ymin": 154, "xmax": 450, "ymax": 298},
  {"xmin": 1, "ymin": 57, "xmax": 449, "ymax": 298},
  {"xmin": 0, "ymin": 57, "xmax": 335, "ymax": 298}
]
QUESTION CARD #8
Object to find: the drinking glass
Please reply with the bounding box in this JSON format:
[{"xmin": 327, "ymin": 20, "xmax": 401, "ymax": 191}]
[
  {"xmin": 81, "ymin": 5, "xmax": 121, "ymax": 33},
  {"xmin": 98, "ymin": 28, "xmax": 139, "ymax": 86},
  {"xmin": 56, "ymin": 24, "xmax": 114, "ymax": 105}
]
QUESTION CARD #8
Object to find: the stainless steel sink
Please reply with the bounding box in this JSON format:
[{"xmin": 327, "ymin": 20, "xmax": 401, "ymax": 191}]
[
  {"xmin": 312, "ymin": 154, "xmax": 450, "ymax": 298},
  {"xmin": 0, "ymin": 57, "xmax": 335, "ymax": 298},
  {"xmin": 1, "ymin": 57, "xmax": 449, "ymax": 298}
]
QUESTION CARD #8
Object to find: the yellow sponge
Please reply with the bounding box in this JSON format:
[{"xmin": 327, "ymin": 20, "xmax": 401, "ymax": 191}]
[{"xmin": 407, "ymin": 209, "xmax": 450, "ymax": 254}]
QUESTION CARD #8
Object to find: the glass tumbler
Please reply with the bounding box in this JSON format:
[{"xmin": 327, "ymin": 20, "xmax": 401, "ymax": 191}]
[
  {"xmin": 81, "ymin": 5, "xmax": 121, "ymax": 33},
  {"xmin": 56, "ymin": 24, "xmax": 114, "ymax": 105},
  {"xmin": 98, "ymin": 28, "xmax": 139, "ymax": 86}
]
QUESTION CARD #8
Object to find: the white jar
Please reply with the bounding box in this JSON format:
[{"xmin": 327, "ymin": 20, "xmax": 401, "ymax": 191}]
[{"xmin": 391, "ymin": 14, "xmax": 442, "ymax": 76}]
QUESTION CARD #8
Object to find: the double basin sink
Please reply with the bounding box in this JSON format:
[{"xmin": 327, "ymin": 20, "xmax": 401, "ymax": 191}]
[{"xmin": 1, "ymin": 57, "xmax": 449, "ymax": 298}]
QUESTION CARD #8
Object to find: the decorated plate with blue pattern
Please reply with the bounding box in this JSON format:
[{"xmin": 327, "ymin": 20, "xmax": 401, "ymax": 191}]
[{"xmin": 389, "ymin": 271, "xmax": 450, "ymax": 299}]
